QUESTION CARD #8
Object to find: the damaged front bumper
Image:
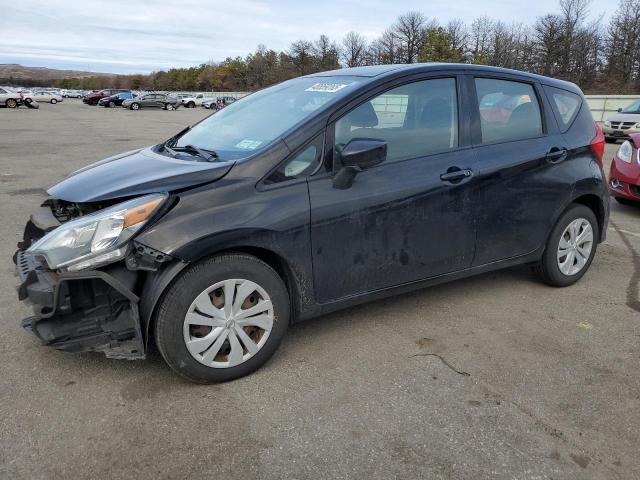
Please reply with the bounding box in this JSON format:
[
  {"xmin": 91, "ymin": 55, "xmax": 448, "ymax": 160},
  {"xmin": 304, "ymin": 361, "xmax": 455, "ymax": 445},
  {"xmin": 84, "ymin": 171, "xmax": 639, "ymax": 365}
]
[{"xmin": 15, "ymin": 248, "xmax": 145, "ymax": 359}]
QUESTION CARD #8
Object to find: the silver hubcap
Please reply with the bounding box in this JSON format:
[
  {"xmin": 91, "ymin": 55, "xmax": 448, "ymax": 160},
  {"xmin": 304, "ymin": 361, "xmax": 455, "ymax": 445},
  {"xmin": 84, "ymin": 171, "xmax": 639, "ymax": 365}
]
[
  {"xmin": 183, "ymin": 279, "xmax": 274, "ymax": 368},
  {"xmin": 557, "ymin": 218, "xmax": 593, "ymax": 276}
]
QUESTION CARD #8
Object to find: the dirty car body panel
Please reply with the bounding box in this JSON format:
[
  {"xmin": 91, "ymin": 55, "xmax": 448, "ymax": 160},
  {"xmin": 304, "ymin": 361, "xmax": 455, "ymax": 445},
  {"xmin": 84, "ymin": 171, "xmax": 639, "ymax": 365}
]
[{"xmin": 14, "ymin": 64, "xmax": 609, "ymax": 367}]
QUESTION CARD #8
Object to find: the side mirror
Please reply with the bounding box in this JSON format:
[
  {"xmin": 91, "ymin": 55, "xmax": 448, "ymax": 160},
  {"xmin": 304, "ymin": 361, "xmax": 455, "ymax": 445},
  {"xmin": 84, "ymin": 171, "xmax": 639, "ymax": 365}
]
[
  {"xmin": 618, "ymin": 107, "xmax": 623, "ymax": 112},
  {"xmin": 333, "ymin": 138, "xmax": 387, "ymax": 189}
]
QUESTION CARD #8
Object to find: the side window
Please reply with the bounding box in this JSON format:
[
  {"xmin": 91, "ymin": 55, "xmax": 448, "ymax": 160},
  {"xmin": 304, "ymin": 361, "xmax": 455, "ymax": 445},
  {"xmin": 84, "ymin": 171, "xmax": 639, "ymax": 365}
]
[
  {"xmin": 546, "ymin": 86, "xmax": 581, "ymax": 132},
  {"xmin": 475, "ymin": 78, "xmax": 543, "ymax": 144},
  {"xmin": 334, "ymin": 78, "xmax": 458, "ymax": 164},
  {"xmin": 264, "ymin": 134, "xmax": 322, "ymax": 184}
]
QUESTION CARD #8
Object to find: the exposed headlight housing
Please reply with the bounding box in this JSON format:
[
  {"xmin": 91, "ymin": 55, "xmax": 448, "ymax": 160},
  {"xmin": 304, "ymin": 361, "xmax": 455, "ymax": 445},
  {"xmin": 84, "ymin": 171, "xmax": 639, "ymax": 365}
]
[
  {"xmin": 28, "ymin": 193, "xmax": 167, "ymax": 271},
  {"xmin": 604, "ymin": 120, "xmax": 611, "ymax": 128},
  {"xmin": 616, "ymin": 140, "xmax": 634, "ymax": 164}
]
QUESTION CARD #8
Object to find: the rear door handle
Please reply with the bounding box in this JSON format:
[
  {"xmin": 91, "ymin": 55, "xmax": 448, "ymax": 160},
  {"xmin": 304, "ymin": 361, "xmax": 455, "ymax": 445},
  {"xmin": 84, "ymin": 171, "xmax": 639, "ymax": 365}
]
[
  {"xmin": 440, "ymin": 169, "xmax": 473, "ymax": 182},
  {"xmin": 545, "ymin": 148, "xmax": 568, "ymax": 163}
]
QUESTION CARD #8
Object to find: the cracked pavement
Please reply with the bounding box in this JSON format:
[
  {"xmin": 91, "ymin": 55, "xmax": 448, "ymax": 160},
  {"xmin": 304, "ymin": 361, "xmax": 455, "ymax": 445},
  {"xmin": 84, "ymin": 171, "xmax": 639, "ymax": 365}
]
[{"xmin": 1, "ymin": 101, "xmax": 638, "ymax": 479}]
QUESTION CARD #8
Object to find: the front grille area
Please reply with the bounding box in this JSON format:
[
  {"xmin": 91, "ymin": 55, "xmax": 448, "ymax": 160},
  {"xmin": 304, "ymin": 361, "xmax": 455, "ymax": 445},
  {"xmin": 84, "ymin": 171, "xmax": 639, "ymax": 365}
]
[{"xmin": 610, "ymin": 121, "xmax": 636, "ymax": 130}]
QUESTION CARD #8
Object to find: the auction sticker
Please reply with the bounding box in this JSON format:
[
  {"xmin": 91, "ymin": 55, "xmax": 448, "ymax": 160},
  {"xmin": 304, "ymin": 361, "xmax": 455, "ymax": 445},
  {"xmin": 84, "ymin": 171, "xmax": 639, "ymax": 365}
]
[{"xmin": 305, "ymin": 83, "xmax": 350, "ymax": 93}]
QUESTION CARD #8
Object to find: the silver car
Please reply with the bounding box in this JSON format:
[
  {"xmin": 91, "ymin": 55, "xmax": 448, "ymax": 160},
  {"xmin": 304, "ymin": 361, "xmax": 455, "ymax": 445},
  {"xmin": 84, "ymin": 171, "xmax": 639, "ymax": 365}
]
[
  {"xmin": 30, "ymin": 91, "xmax": 63, "ymax": 104},
  {"xmin": 602, "ymin": 100, "xmax": 640, "ymax": 142},
  {"xmin": 0, "ymin": 86, "xmax": 22, "ymax": 108}
]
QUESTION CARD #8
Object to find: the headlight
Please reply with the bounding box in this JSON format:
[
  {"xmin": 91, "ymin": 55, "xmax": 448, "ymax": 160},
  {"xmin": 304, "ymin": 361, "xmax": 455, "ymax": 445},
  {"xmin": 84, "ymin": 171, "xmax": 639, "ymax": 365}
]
[
  {"xmin": 635, "ymin": 123, "xmax": 640, "ymax": 129},
  {"xmin": 617, "ymin": 140, "xmax": 633, "ymax": 164},
  {"xmin": 604, "ymin": 120, "xmax": 611, "ymax": 128},
  {"xmin": 28, "ymin": 193, "xmax": 167, "ymax": 271}
]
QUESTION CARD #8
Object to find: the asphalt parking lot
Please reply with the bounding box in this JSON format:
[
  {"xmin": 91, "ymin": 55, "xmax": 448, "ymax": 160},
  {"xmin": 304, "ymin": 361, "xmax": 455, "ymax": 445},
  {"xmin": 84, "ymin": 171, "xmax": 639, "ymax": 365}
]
[{"xmin": 1, "ymin": 100, "xmax": 639, "ymax": 479}]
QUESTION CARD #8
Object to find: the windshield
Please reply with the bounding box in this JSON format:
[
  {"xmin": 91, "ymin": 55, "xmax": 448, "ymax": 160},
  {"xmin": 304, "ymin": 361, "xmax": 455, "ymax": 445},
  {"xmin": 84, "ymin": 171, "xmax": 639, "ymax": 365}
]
[
  {"xmin": 173, "ymin": 76, "xmax": 364, "ymax": 160},
  {"xmin": 621, "ymin": 100, "xmax": 640, "ymax": 113}
]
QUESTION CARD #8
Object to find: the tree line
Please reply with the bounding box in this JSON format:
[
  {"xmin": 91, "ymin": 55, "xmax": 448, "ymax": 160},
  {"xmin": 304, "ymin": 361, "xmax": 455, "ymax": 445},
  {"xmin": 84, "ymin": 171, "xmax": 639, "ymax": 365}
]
[{"xmin": 15, "ymin": 0, "xmax": 640, "ymax": 94}]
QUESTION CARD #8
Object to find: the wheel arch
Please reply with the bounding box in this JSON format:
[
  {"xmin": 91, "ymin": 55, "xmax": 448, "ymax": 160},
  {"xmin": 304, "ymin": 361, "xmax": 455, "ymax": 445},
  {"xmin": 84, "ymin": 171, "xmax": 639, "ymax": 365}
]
[
  {"xmin": 571, "ymin": 193, "xmax": 607, "ymax": 242},
  {"xmin": 139, "ymin": 244, "xmax": 302, "ymax": 351}
]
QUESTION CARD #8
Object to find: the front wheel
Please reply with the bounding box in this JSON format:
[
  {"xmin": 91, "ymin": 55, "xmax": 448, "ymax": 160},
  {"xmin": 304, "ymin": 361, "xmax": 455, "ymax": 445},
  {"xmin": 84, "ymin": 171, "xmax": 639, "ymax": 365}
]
[
  {"xmin": 165, "ymin": 103, "xmax": 175, "ymax": 111},
  {"xmin": 154, "ymin": 253, "xmax": 290, "ymax": 383},
  {"xmin": 6, "ymin": 98, "xmax": 17, "ymax": 108},
  {"xmin": 532, "ymin": 204, "xmax": 598, "ymax": 287},
  {"xmin": 108, "ymin": 101, "xmax": 116, "ymax": 108},
  {"xmin": 50, "ymin": 99, "xmax": 57, "ymax": 104},
  {"xmin": 130, "ymin": 102, "xmax": 140, "ymax": 110},
  {"xmin": 187, "ymin": 101, "xmax": 195, "ymax": 108}
]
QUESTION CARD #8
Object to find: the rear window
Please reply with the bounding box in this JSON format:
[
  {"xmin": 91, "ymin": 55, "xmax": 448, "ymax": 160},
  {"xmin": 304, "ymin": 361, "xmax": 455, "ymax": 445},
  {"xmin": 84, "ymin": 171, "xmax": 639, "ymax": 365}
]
[
  {"xmin": 546, "ymin": 86, "xmax": 581, "ymax": 132},
  {"xmin": 475, "ymin": 78, "xmax": 543, "ymax": 144}
]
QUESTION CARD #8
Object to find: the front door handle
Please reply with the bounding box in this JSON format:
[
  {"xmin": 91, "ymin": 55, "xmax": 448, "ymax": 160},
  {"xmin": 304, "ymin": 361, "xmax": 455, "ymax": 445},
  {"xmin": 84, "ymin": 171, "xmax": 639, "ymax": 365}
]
[
  {"xmin": 440, "ymin": 168, "xmax": 473, "ymax": 182},
  {"xmin": 545, "ymin": 147, "xmax": 568, "ymax": 163}
]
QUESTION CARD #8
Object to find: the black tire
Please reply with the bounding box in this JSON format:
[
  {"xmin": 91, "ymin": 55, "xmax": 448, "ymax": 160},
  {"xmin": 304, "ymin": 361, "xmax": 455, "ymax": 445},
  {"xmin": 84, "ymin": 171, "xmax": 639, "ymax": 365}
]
[
  {"xmin": 154, "ymin": 253, "xmax": 290, "ymax": 383},
  {"xmin": 532, "ymin": 204, "xmax": 599, "ymax": 287},
  {"xmin": 130, "ymin": 102, "xmax": 140, "ymax": 110},
  {"xmin": 605, "ymin": 137, "xmax": 617, "ymax": 143},
  {"xmin": 108, "ymin": 101, "xmax": 115, "ymax": 108},
  {"xmin": 6, "ymin": 98, "xmax": 17, "ymax": 108},
  {"xmin": 50, "ymin": 99, "xmax": 57, "ymax": 104},
  {"xmin": 187, "ymin": 101, "xmax": 195, "ymax": 108}
]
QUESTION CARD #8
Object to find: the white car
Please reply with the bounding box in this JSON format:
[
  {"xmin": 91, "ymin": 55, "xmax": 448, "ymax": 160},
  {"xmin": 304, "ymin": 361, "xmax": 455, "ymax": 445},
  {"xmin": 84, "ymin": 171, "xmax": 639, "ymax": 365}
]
[
  {"xmin": 31, "ymin": 91, "xmax": 63, "ymax": 104},
  {"xmin": 181, "ymin": 93, "xmax": 215, "ymax": 108}
]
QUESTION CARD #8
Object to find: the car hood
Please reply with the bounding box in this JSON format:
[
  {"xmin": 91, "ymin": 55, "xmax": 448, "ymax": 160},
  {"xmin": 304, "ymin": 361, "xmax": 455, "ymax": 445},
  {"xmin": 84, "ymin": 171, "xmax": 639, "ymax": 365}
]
[
  {"xmin": 606, "ymin": 112, "xmax": 640, "ymax": 123},
  {"xmin": 48, "ymin": 146, "xmax": 234, "ymax": 203}
]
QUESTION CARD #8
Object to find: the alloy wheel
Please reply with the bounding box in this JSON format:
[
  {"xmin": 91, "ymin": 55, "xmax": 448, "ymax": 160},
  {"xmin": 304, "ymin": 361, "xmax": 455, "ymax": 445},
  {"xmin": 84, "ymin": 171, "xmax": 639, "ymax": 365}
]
[
  {"xmin": 557, "ymin": 218, "xmax": 594, "ymax": 276},
  {"xmin": 183, "ymin": 279, "xmax": 274, "ymax": 368}
]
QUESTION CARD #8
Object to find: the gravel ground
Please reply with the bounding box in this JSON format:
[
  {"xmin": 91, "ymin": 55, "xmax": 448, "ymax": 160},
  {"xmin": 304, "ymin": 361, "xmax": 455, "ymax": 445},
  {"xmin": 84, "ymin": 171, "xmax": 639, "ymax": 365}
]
[{"xmin": 0, "ymin": 100, "xmax": 639, "ymax": 480}]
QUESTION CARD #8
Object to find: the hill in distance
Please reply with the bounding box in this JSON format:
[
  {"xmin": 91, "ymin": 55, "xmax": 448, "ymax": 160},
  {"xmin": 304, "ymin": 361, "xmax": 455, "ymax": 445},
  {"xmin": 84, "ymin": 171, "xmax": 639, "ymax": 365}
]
[{"xmin": 0, "ymin": 64, "xmax": 116, "ymax": 80}]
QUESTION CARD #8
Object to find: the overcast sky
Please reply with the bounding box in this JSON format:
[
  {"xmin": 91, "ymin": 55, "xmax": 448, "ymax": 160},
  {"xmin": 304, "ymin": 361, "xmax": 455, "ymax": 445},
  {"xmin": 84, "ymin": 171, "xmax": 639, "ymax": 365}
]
[{"xmin": 0, "ymin": 0, "xmax": 609, "ymax": 74}]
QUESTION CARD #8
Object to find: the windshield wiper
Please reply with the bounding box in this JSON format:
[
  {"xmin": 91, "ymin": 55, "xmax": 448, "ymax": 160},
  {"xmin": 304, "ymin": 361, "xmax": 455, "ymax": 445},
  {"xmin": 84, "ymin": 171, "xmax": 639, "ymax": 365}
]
[
  {"xmin": 177, "ymin": 144, "xmax": 219, "ymax": 162},
  {"xmin": 161, "ymin": 143, "xmax": 218, "ymax": 162}
]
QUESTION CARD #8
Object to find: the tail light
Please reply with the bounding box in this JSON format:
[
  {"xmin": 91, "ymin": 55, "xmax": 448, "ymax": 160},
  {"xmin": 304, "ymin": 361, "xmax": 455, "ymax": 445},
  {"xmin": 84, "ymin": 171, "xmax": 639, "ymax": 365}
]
[{"xmin": 591, "ymin": 122, "xmax": 605, "ymax": 169}]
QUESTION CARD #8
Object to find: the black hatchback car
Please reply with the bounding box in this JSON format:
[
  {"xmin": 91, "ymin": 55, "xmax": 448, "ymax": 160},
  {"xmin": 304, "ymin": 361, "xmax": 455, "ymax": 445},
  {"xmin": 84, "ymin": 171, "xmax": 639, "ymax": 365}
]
[{"xmin": 14, "ymin": 64, "xmax": 608, "ymax": 383}]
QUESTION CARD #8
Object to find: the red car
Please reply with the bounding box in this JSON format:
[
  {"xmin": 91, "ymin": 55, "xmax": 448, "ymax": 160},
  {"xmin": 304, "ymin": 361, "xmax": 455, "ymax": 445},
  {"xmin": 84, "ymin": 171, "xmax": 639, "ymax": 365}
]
[
  {"xmin": 609, "ymin": 133, "xmax": 640, "ymax": 204},
  {"xmin": 83, "ymin": 89, "xmax": 129, "ymax": 105}
]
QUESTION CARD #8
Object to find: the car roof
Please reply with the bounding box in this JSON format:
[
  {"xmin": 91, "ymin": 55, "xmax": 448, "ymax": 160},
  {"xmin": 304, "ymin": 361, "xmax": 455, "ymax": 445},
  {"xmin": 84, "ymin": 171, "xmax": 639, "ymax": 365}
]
[{"xmin": 306, "ymin": 63, "xmax": 579, "ymax": 92}]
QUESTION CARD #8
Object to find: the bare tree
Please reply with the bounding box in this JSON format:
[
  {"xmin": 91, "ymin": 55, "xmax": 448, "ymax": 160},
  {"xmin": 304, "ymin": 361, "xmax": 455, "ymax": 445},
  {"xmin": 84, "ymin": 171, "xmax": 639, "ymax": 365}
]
[
  {"xmin": 392, "ymin": 12, "xmax": 427, "ymax": 63},
  {"xmin": 313, "ymin": 35, "xmax": 341, "ymax": 71},
  {"xmin": 341, "ymin": 31, "xmax": 368, "ymax": 67},
  {"xmin": 604, "ymin": 0, "xmax": 640, "ymax": 91}
]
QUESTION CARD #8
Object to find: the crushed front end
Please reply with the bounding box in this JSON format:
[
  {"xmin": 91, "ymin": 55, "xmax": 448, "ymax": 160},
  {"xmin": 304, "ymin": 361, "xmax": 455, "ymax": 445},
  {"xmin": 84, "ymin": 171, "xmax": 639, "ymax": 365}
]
[{"xmin": 14, "ymin": 195, "xmax": 171, "ymax": 359}]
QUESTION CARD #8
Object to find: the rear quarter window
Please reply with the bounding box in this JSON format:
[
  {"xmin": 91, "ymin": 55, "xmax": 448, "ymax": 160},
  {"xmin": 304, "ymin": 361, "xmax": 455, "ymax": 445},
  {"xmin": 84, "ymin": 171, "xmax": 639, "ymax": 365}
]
[{"xmin": 545, "ymin": 86, "xmax": 582, "ymax": 133}]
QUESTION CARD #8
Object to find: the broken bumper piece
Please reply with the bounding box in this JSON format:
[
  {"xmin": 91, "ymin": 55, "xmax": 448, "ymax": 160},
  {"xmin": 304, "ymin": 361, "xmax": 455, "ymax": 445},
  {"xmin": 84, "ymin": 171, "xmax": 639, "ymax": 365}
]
[{"xmin": 15, "ymin": 249, "xmax": 145, "ymax": 360}]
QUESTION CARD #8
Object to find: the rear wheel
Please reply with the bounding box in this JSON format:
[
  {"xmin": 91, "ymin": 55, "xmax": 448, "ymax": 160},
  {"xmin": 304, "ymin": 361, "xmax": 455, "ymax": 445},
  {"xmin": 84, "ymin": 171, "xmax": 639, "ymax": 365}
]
[
  {"xmin": 108, "ymin": 101, "xmax": 116, "ymax": 108},
  {"xmin": 165, "ymin": 103, "xmax": 175, "ymax": 111},
  {"xmin": 532, "ymin": 204, "xmax": 598, "ymax": 287},
  {"xmin": 50, "ymin": 99, "xmax": 57, "ymax": 104},
  {"xmin": 130, "ymin": 102, "xmax": 140, "ymax": 110},
  {"xmin": 6, "ymin": 98, "xmax": 17, "ymax": 108},
  {"xmin": 154, "ymin": 253, "xmax": 290, "ymax": 383},
  {"xmin": 187, "ymin": 101, "xmax": 195, "ymax": 108}
]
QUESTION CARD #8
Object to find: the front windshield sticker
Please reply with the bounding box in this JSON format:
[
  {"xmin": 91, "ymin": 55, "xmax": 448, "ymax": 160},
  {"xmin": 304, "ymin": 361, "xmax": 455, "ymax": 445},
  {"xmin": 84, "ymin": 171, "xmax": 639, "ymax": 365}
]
[
  {"xmin": 235, "ymin": 139, "xmax": 263, "ymax": 150},
  {"xmin": 305, "ymin": 83, "xmax": 350, "ymax": 93}
]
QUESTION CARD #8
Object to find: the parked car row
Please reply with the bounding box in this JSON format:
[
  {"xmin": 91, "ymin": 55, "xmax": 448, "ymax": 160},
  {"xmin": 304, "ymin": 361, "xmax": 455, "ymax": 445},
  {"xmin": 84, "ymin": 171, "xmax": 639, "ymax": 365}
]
[{"xmin": 87, "ymin": 90, "xmax": 181, "ymax": 110}]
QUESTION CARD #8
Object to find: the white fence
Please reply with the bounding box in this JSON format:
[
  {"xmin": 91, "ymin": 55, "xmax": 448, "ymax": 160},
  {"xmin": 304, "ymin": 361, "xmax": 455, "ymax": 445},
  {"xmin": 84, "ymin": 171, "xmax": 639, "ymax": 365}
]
[{"xmin": 585, "ymin": 95, "xmax": 640, "ymax": 122}]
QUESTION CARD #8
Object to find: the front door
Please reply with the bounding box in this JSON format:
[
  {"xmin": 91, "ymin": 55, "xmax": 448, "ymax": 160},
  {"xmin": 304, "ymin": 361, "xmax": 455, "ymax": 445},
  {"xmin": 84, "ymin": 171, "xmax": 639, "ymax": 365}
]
[{"xmin": 308, "ymin": 76, "xmax": 479, "ymax": 303}]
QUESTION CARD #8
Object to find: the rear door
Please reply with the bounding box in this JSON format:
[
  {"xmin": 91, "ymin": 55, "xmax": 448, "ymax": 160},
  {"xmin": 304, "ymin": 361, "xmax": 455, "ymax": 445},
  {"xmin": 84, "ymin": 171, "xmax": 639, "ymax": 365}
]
[
  {"xmin": 308, "ymin": 74, "xmax": 479, "ymax": 303},
  {"xmin": 468, "ymin": 73, "xmax": 570, "ymax": 265}
]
